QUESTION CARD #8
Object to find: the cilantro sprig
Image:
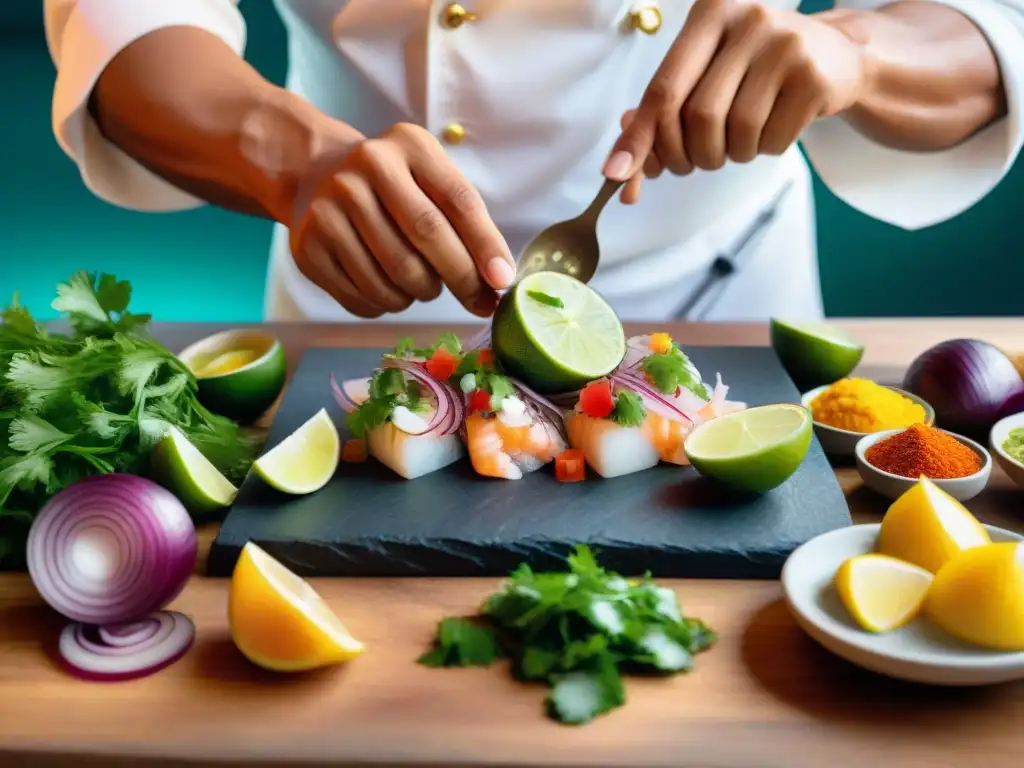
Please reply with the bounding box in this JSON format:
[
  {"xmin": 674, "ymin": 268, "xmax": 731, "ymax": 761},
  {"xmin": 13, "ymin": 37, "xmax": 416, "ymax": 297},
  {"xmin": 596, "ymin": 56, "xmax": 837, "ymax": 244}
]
[
  {"xmin": 608, "ymin": 389, "xmax": 645, "ymax": 428},
  {"xmin": 526, "ymin": 290, "xmax": 564, "ymax": 310},
  {"xmin": 0, "ymin": 272, "xmax": 259, "ymax": 567},
  {"xmin": 454, "ymin": 349, "xmax": 515, "ymax": 411},
  {"xmin": 418, "ymin": 545, "xmax": 717, "ymax": 725},
  {"xmin": 344, "ymin": 368, "xmax": 426, "ymax": 439},
  {"xmin": 641, "ymin": 343, "xmax": 712, "ymax": 400},
  {"xmin": 393, "ymin": 332, "xmax": 462, "ymax": 359}
]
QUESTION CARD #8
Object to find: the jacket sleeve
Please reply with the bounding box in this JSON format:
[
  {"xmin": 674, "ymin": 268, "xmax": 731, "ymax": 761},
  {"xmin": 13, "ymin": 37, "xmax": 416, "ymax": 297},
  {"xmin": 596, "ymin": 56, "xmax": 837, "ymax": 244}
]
[
  {"xmin": 44, "ymin": 0, "xmax": 246, "ymax": 211},
  {"xmin": 800, "ymin": 0, "xmax": 1024, "ymax": 230}
]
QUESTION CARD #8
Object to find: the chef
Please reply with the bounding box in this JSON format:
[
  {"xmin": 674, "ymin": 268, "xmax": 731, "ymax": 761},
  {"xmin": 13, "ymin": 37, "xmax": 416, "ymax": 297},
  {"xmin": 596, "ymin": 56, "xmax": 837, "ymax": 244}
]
[{"xmin": 45, "ymin": 0, "xmax": 1023, "ymax": 323}]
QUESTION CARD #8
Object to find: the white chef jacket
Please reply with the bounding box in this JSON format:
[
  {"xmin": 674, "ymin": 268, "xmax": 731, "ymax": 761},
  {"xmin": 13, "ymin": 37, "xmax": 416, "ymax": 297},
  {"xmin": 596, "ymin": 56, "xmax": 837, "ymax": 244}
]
[{"xmin": 45, "ymin": 0, "xmax": 1024, "ymax": 323}]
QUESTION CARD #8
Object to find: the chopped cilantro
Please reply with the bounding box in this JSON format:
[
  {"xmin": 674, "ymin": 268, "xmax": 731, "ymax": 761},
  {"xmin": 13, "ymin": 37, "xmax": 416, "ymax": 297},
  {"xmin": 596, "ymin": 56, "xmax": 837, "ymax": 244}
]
[
  {"xmin": 0, "ymin": 272, "xmax": 258, "ymax": 566},
  {"xmin": 452, "ymin": 350, "xmax": 515, "ymax": 411},
  {"xmin": 526, "ymin": 290, "xmax": 565, "ymax": 310},
  {"xmin": 418, "ymin": 545, "xmax": 716, "ymax": 725},
  {"xmin": 345, "ymin": 368, "xmax": 425, "ymax": 439},
  {"xmin": 393, "ymin": 333, "xmax": 462, "ymax": 359},
  {"xmin": 641, "ymin": 344, "xmax": 712, "ymax": 399},
  {"xmin": 609, "ymin": 390, "xmax": 646, "ymax": 427},
  {"xmin": 417, "ymin": 617, "xmax": 504, "ymax": 668}
]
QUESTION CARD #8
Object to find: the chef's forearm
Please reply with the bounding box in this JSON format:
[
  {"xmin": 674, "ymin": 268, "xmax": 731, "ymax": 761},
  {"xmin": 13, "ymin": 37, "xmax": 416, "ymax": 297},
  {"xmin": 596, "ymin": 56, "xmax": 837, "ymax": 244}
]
[
  {"xmin": 90, "ymin": 26, "xmax": 360, "ymax": 224},
  {"xmin": 819, "ymin": 1, "xmax": 1006, "ymax": 152}
]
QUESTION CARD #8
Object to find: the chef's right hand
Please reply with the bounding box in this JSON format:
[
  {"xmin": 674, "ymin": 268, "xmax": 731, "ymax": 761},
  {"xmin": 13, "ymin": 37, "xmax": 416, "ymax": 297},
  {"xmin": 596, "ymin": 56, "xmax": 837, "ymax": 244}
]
[{"xmin": 289, "ymin": 122, "xmax": 516, "ymax": 319}]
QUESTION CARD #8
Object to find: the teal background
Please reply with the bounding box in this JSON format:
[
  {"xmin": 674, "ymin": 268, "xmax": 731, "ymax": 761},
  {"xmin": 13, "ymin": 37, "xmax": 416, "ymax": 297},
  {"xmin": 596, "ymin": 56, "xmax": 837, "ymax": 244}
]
[{"xmin": 1, "ymin": 2, "xmax": 1021, "ymax": 321}]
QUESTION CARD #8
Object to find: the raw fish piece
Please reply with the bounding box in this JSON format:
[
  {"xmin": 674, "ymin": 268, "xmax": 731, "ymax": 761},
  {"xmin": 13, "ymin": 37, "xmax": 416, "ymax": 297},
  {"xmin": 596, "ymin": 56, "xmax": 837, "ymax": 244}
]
[
  {"xmin": 563, "ymin": 412, "xmax": 660, "ymax": 478},
  {"xmin": 365, "ymin": 424, "xmax": 464, "ymax": 480}
]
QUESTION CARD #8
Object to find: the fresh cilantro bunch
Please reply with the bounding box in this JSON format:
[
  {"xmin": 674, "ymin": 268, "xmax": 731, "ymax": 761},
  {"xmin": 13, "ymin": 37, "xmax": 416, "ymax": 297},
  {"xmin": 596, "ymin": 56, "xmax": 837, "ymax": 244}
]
[
  {"xmin": 418, "ymin": 545, "xmax": 716, "ymax": 725},
  {"xmin": 642, "ymin": 343, "xmax": 713, "ymax": 400},
  {"xmin": 0, "ymin": 272, "xmax": 259, "ymax": 567}
]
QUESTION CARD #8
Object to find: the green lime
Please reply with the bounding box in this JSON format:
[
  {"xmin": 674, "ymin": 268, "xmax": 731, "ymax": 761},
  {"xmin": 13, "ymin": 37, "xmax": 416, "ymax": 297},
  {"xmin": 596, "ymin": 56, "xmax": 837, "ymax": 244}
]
[
  {"xmin": 492, "ymin": 272, "xmax": 626, "ymax": 393},
  {"xmin": 151, "ymin": 427, "xmax": 239, "ymax": 519},
  {"xmin": 177, "ymin": 330, "xmax": 287, "ymax": 424},
  {"xmin": 253, "ymin": 408, "xmax": 340, "ymax": 495},
  {"xmin": 770, "ymin": 319, "xmax": 864, "ymax": 391},
  {"xmin": 683, "ymin": 404, "xmax": 813, "ymax": 493}
]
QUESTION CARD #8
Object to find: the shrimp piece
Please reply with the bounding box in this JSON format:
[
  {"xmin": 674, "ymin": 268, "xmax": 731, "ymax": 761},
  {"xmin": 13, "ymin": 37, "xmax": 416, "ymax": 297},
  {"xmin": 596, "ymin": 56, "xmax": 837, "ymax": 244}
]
[
  {"xmin": 465, "ymin": 412, "xmax": 567, "ymax": 480},
  {"xmin": 642, "ymin": 412, "xmax": 693, "ymax": 466}
]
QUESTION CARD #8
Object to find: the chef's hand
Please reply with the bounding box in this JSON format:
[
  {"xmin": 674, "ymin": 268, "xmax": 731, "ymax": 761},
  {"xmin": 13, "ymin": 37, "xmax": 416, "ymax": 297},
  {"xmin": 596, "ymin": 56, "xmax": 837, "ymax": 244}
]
[
  {"xmin": 605, "ymin": 0, "xmax": 867, "ymax": 203},
  {"xmin": 289, "ymin": 122, "xmax": 515, "ymax": 318}
]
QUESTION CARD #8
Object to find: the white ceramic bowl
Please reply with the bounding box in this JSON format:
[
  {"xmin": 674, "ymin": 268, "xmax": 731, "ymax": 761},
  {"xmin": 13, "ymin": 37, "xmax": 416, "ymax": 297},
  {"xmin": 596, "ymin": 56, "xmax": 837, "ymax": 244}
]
[
  {"xmin": 855, "ymin": 428, "xmax": 992, "ymax": 502},
  {"xmin": 800, "ymin": 385, "xmax": 935, "ymax": 457},
  {"xmin": 990, "ymin": 412, "xmax": 1024, "ymax": 489},
  {"xmin": 783, "ymin": 523, "xmax": 1024, "ymax": 686}
]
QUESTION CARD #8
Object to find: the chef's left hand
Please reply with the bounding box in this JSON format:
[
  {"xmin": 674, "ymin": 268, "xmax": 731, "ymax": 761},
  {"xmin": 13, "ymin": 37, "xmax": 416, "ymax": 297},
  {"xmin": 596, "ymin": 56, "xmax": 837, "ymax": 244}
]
[{"xmin": 605, "ymin": 0, "xmax": 868, "ymax": 203}]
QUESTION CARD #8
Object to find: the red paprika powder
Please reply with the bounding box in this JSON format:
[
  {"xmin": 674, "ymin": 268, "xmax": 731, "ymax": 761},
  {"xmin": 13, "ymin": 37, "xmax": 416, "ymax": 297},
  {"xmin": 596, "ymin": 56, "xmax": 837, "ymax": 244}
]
[{"xmin": 865, "ymin": 423, "xmax": 981, "ymax": 479}]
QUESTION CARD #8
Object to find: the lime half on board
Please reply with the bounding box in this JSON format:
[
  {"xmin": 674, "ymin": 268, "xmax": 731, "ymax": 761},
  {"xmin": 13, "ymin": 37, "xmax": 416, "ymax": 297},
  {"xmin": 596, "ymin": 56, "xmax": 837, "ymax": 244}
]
[
  {"xmin": 492, "ymin": 272, "xmax": 626, "ymax": 393},
  {"xmin": 151, "ymin": 427, "xmax": 239, "ymax": 519},
  {"xmin": 770, "ymin": 319, "xmax": 864, "ymax": 391},
  {"xmin": 683, "ymin": 404, "xmax": 812, "ymax": 493}
]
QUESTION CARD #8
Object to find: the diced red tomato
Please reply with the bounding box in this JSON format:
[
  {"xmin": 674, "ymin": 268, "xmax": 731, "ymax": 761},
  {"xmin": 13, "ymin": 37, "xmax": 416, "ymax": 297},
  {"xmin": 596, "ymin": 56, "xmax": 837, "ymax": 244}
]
[
  {"xmin": 425, "ymin": 347, "xmax": 459, "ymax": 380},
  {"xmin": 579, "ymin": 379, "xmax": 615, "ymax": 419},
  {"xmin": 342, "ymin": 439, "xmax": 367, "ymax": 463},
  {"xmin": 469, "ymin": 389, "xmax": 492, "ymax": 412},
  {"xmin": 648, "ymin": 332, "xmax": 673, "ymax": 355},
  {"xmin": 555, "ymin": 449, "xmax": 586, "ymax": 482},
  {"xmin": 476, "ymin": 348, "xmax": 496, "ymax": 367}
]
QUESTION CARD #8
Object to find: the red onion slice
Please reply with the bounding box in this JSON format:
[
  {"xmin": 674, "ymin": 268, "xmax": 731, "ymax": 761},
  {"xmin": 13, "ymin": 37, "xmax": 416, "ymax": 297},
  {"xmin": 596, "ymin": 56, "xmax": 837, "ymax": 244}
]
[
  {"xmin": 383, "ymin": 358, "xmax": 464, "ymax": 436},
  {"xmin": 329, "ymin": 374, "xmax": 370, "ymax": 413},
  {"xmin": 612, "ymin": 370, "xmax": 697, "ymax": 425},
  {"xmin": 98, "ymin": 618, "xmax": 162, "ymax": 648},
  {"xmin": 59, "ymin": 611, "xmax": 195, "ymax": 682},
  {"xmin": 462, "ymin": 323, "xmax": 492, "ymax": 350},
  {"xmin": 509, "ymin": 378, "xmax": 565, "ymax": 422},
  {"xmin": 621, "ymin": 335, "xmax": 653, "ymax": 370},
  {"xmin": 27, "ymin": 475, "xmax": 196, "ymax": 626}
]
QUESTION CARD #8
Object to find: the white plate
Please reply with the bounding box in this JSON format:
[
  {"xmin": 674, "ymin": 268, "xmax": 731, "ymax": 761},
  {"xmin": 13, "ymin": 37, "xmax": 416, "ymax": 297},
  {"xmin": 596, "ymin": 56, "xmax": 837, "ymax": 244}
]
[{"xmin": 782, "ymin": 524, "xmax": 1024, "ymax": 686}]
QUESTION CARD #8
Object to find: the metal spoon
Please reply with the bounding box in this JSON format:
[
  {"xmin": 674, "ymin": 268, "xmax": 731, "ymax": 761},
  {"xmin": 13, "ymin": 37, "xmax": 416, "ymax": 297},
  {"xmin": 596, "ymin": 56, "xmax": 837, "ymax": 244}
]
[{"xmin": 514, "ymin": 179, "xmax": 624, "ymax": 285}]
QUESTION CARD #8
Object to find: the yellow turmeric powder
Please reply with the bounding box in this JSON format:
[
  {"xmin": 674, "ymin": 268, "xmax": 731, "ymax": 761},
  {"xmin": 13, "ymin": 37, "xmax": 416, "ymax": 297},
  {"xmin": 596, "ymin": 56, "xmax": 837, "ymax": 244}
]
[{"xmin": 810, "ymin": 378, "xmax": 926, "ymax": 433}]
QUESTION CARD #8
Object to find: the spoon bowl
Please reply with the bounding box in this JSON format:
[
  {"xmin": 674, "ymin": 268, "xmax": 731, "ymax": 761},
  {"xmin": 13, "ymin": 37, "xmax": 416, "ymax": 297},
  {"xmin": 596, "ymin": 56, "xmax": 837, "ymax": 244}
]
[{"xmin": 515, "ymin": 179, "xmax": 623, "ymax": 284}]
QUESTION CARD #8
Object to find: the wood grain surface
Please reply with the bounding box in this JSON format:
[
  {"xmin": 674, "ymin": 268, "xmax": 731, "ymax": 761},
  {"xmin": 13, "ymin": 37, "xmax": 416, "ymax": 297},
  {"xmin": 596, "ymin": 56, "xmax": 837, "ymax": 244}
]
[{"xmin": 1, "ymin": 319, "xmax": 1021, "ymax": 768}]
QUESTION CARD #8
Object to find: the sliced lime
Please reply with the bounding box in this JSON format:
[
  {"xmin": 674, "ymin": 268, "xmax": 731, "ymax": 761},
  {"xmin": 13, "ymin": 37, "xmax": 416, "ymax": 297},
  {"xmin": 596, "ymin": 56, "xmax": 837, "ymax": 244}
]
[
  {"xmin": 684, "ymin": 404, "xmax": 812, "ymax": 493},
  {"xmin": 770, "ymin": 319, "xmax": 864, "ymax": 391},
  {"xmin": 253, "ymin": 408, "xmax": 340, "ymax": 495},
  {"xmin": 492, "ymin": 272, "xmax": 625, "ymax": 393},
  {"xmin": 151, "ymin": 427, "xmax": 238, "ymax": 518}
]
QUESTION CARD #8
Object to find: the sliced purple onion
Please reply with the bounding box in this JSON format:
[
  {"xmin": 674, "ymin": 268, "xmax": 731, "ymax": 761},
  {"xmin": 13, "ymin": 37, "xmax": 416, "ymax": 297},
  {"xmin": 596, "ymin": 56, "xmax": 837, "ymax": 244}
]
[
  {"xmin": 27, "ymin": 475, "xmax": 197, "ymax": 626},
  {"xmin": 612, "ymin": 370, "xmax": 698, "ymax": 425},
  {"xmin": 59, "ymin": 611, "xmax": 195, "ymax": 682},
  {"xmin": 510, "ymin": 378, "xmax": 565, "ymax": 422},
  {"xmin": 383, "ymin": 358, "xmax": 464, "ymax": 436},
  {"xmin": 462, "ymin": 323, "xmax": 493, "ymax": 350},
  {"xmin": 329, "ymin": 374, "xmax": 371, "ymax": 414},
  {"xmin": 621, "ymin": 335, "xmax": 653, "ymax": 370},
  {"xmin": 548, "ymin": 389, "xmax": 583, "ymax": 410}
]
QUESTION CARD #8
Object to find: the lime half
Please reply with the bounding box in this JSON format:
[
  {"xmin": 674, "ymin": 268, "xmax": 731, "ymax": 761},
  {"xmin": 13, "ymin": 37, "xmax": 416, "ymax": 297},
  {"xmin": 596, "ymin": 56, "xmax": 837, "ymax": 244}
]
[
  {"xmin": 770, "ymin": 319, "xmax": 864, "ymax": 391},
  {"xmin": 684, "ymin": 404, "xmax": 812, "ymax": 493},
  {"xmin": 151, "ymin": 427, "xmax": 239, "ymax": 519},
  {"xmin": 253, "ymin": 408, "xmax": 340, "ymax": 495},
  {"xmin": 492, "ymin": 272, "xmax": 625, "ymax": 393}
]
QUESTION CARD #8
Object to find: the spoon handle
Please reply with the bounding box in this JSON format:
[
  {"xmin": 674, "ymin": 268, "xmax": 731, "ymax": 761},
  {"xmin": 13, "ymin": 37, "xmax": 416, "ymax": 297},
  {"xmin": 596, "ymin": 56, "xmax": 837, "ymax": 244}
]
[{"xmin": 579, "ymin": 179, "xmax": 625, "ymax": 225}]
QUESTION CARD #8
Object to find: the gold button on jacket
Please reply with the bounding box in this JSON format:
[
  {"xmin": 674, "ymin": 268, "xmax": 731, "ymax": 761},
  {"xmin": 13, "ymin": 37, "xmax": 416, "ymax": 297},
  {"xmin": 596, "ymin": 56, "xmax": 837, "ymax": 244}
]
[
  {"xmin": 629, "ymin": 6, "xmax": 662, "ymax": 35},
  {"xmin": 441, "ymin": 123, "xmax": 466, "ymax": 145},
  {"xmin": 441, "ymin": 3, "xmax": 477, "ymax": 29}
]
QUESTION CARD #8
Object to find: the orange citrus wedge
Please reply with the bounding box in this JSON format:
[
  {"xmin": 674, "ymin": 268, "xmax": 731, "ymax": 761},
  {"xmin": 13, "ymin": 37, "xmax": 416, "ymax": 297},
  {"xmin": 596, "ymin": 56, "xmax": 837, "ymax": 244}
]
[{"xmin": 229, "ymin": 543, "xmax": 365, "ymax": 671}]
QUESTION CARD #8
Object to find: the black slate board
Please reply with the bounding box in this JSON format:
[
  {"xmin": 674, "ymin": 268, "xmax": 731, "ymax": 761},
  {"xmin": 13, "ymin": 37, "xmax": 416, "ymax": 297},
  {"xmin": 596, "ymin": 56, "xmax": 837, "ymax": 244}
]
[{"xmin": 208, "ymin": 347, "xmax": 851, "ymax": 579}]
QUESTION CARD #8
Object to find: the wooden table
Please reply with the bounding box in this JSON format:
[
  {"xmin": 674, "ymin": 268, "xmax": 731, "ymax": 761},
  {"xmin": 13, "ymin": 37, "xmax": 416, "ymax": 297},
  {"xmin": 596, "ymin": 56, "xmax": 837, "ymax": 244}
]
[{"xmin": 1, "ymin": 319, "xmax": 1022, "ymax": 768}]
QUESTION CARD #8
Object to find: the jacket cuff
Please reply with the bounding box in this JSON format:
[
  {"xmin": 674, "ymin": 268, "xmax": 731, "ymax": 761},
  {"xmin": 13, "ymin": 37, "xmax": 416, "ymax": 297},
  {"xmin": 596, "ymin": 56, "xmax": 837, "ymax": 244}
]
[
  {"xmin": 51, "ymin": 0, "xmax": 246, "ymax": 211},
  {"xmin": 800, "ymin": 0, "xmax": 1023, "ymax": 230}
]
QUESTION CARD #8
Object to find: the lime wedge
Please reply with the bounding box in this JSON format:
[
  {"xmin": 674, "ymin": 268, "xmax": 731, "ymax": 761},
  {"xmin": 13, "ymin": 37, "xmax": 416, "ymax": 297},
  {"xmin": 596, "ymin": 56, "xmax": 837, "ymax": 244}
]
[
  {"xmin": 196, "ymin": 349, "xmax": 259, "ymax": 378},
  {"xmin": 151, "ymin": 427, "xmax": 238, "ymax": 518},
  {"xmin": 684, "ymin": 404, "xmax": 813, "ymax": 493},
  {"xmin": 253, "ymin": 408, "xmax": 340, "ymax": 494},
  {"xmin": 770, "ymin": 319, "xmax": 864, "ymax": 391},
  {"xmin": 492, "ymin": 272, "xmax": 625, "ymax": 393}
]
